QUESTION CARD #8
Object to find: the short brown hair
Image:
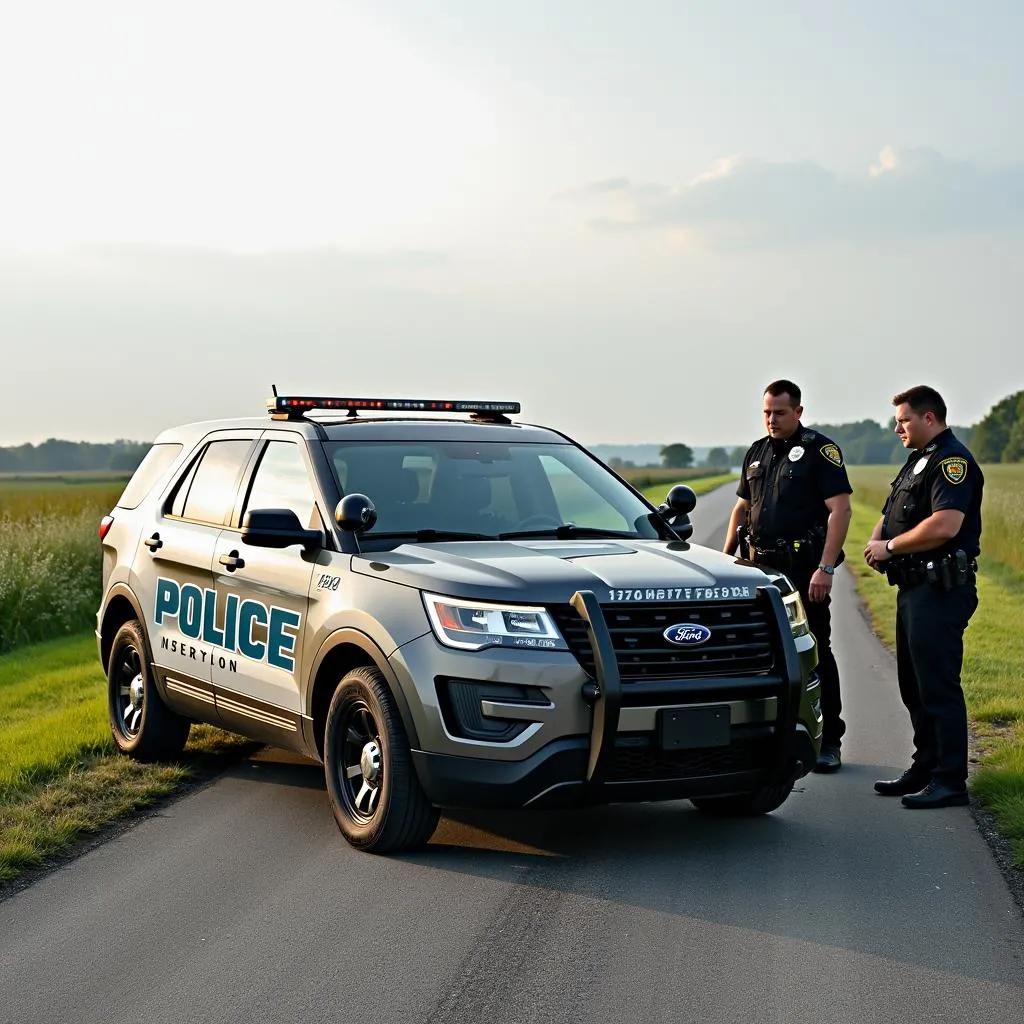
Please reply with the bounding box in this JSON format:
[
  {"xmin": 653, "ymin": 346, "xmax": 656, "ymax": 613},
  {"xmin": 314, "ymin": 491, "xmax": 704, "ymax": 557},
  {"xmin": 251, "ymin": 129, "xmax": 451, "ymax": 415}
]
[
  {"xmin": 892, "ymin": 385, "xmax": 947, "ymax": 424},
  {"xmin": 764, "ymin": 379, "xmax": 801, "ymax": 407}
]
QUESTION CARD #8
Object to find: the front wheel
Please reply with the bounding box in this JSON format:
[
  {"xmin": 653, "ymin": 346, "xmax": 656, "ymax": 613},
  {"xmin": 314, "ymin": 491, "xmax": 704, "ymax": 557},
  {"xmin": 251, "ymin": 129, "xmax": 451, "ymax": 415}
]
[
  {"xmin": 107, "ymin": 619, "xmax": 191, "ymax": 761},
  {"xmin": 690, "ymin": 778, "xmax": 795, "ymax": 817},
  {"xmin": 323, "ymin": 665, "xmax": 439, "ymax": 853}
]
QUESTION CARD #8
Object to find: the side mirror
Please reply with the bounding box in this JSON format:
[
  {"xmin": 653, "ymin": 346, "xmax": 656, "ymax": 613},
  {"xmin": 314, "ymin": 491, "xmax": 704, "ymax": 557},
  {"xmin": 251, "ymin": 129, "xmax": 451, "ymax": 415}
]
[
  {"xmin": 335, "ymin": 493, "xmax": 378, "ymax": 533},
  {"xmin": 657, "ymin": 484, "xmax": 697, "ymax": 542},
  {"xmin": 241, "ymin": 508, "xmax": 322, "ymax": 549}
]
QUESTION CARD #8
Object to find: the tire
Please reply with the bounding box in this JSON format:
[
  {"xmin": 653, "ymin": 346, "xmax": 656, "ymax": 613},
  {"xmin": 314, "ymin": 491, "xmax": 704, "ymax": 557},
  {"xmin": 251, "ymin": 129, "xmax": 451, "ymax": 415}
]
[
  {"xmin": 690, "ymin": 777, "xmax": 795, "ymax": 817},
  {"xmin": 323, "ymin": 665, "xmax": 439, "ymax": 853},
  {"xmin": 107, "ymin": 619, "xmax": 191, "ymax": 761}
]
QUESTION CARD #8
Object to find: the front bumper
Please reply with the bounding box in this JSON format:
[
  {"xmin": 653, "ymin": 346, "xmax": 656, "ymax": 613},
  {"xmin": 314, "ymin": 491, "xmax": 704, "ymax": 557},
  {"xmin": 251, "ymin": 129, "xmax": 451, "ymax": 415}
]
[{"xmin": 406, "ymin": 585, "xmax": 818, "ymax": 809}]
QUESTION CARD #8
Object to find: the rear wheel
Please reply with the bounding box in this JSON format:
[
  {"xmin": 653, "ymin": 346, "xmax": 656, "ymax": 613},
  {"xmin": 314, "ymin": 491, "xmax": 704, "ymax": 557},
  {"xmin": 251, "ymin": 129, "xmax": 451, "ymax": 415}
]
[
  {"xmin": 690, "ymin": 778, "xmax": 795, "ymax": 817},
  {"xmin": 324, "ymin": 665, "xmax": 439, "ymax": 853},
  {"xmin": 107, "ymin": 619, "xmax": 191, "ymax": 761}
]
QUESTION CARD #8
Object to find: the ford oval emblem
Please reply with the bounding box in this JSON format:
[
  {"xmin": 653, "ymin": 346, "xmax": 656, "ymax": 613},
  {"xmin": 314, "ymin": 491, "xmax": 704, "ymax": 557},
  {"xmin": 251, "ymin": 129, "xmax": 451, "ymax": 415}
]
[{"xmin": 663, "ymin": 623, "xmax": 712, "ymax": 646}]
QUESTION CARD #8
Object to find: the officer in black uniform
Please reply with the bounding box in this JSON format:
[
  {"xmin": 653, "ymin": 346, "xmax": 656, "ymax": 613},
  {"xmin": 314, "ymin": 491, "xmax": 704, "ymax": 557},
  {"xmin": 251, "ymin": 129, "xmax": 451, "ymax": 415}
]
[
  {"xmin": 724, "ymin": 380, "xmax": 853, "ymax": 773},
  {"xmin": 864, "ymin": 385, "xmax": 983, "ymax": 809}
]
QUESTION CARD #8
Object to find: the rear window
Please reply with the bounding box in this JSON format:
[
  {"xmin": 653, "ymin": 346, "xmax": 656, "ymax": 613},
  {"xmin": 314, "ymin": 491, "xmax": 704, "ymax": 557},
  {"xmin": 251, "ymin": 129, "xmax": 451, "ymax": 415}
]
[{"xmin": 116, "ymin": 443, "xmax": 183, "ymax": 510}]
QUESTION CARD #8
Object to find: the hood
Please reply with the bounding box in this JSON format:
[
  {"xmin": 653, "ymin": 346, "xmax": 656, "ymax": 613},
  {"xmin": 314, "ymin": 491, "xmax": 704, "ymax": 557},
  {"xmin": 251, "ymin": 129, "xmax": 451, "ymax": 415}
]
[{"xmin": 351, "ymin": 539, "xmax": 772, "ymax": 605}]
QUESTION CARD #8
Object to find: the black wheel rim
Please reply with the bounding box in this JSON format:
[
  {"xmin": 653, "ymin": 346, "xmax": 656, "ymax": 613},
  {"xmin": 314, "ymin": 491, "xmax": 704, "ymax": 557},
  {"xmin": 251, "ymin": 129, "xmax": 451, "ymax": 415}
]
[
  {"xmin": 336, "ymin": 699, "xmax": 383, "ymax": 824},
  {"xmin": 114, "ymin": 643, "xmax": 145, "ymax": 739}
]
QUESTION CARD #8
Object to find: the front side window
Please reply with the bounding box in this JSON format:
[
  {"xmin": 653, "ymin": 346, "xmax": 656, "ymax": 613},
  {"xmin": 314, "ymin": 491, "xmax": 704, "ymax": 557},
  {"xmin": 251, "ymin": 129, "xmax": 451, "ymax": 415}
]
[
  {"xmin": 242, "ymin": 441, "xmax": 321, "ymax": 531},
  {"xmin": 325, "ymin": 440, "xmax": 660, "ymax": 543}
]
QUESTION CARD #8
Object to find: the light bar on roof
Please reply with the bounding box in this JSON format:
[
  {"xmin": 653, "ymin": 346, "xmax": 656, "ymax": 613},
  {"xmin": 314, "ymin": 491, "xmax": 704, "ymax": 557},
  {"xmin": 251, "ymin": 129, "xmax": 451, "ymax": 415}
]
[{"xmin": 267, "ymin": 395, "xmax": 521, "ymax": 419}]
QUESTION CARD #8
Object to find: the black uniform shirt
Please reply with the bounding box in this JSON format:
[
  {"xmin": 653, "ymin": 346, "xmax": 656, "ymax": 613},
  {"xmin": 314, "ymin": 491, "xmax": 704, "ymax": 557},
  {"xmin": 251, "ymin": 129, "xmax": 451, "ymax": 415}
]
[
  {"xmin": 882, "ymin": 428, "xmax": 983, "ymax": 558},
  {"xmin": 737, "ymin": 425, "xmax": 853, "ymax": 544}
]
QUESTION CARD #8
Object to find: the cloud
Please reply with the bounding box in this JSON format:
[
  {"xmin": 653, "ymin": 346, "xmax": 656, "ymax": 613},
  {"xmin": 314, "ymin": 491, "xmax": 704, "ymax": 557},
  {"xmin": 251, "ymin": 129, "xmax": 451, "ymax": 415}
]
[{"xmin": 565, "ymin": 147, "xmax": 1024, "ymax": 247}]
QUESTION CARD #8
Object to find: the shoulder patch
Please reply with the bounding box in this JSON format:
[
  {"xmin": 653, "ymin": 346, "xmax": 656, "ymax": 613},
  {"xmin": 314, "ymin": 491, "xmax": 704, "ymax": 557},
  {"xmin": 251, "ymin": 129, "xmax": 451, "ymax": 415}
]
[
  {"xmin": 940, "ymin": 456, "xmax": 968, "ymax": 484},
  {"xmin": 802, "ymin": 429, "xmax": 818, "ymax": 442},
  {"xmin": 820, "ymin": 443, "xmax": 843, "ymax": 468}
]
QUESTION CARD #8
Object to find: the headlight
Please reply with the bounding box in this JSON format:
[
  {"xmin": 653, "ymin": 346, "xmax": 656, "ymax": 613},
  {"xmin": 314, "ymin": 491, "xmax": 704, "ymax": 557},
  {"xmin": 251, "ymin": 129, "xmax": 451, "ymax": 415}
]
[
  {"xmin": 764, "ymin": 572, "xmax": 810, "ymax": 638},
  {"xmin": 423, "ymin": 593, "xmax": 569, "ymax": 652},
  {"xmin": 782, "ymin": 589, "xmax": 810, "ymax": 638}
]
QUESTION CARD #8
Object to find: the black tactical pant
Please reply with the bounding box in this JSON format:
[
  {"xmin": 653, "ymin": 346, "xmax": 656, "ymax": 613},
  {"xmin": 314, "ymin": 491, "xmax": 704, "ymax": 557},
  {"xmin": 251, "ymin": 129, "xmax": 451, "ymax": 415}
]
[
  {"xmin": 758, "ymin": 561, "xmax": 846, "ymax": 749},
  {"xmin": 895, "ymin": 580, "xmax": 978, "ymax": 788}
]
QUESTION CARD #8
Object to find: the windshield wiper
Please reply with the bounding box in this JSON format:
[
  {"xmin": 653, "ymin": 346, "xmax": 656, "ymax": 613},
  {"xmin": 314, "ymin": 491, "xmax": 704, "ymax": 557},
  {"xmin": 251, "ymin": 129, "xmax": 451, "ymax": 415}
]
[
  {"xmin": 372, "ymin": 529, "xmax": 494, "ymax": 542},
  {"xmin": 498, "ymin": 525, "xmax": 637, "ymax": 540}
]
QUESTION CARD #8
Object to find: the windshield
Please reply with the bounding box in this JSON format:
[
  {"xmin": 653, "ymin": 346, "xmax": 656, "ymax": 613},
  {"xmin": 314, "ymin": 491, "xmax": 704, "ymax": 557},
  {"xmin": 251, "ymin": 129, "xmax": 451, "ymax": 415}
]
[{"xmin": 325, "ymin": 440, "xmax": 662, "ymax": 542}]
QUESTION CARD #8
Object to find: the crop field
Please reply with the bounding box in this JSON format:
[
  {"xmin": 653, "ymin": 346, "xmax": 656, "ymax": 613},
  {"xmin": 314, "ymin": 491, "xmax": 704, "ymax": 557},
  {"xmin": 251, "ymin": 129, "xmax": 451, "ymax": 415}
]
[{"xmin": 0, "ymin": 477, "xmax": 127, "ymax": 654}]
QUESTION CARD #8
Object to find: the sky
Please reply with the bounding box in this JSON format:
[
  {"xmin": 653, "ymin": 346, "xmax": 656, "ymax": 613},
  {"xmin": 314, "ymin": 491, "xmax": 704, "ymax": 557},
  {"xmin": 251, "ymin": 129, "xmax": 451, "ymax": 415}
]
[{"xmin": 2, "ymin": 0, "xmax": 1023, "ymax": 449}]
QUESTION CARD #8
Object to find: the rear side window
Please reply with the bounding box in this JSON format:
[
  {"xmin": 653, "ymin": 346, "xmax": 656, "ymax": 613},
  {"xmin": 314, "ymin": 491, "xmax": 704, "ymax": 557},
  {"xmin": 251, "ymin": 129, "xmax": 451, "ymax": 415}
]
[
  {"xmin": 172, "ymin": 439, "xmax": 253, "ymax": 525},
  {"xmin": 116, "ymin": 443, "xmax": 183, "ymax": 510}
]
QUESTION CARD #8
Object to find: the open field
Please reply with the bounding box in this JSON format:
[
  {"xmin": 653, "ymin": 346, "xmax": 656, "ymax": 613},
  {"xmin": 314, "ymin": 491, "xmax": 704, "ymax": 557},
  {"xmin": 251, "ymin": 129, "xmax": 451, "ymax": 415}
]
[{"xmin": 847, "ymin": 465, "xmax": 1024, "ymax": 866}]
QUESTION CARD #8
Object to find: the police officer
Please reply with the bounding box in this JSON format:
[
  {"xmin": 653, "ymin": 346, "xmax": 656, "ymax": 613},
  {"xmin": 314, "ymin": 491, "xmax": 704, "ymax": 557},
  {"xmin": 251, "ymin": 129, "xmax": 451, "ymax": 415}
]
[
  {"xmin": 724, "ymin": 379, "xmax": 853, "ymax": 773},
  {"xmin": 864, "ymin": 385, "xmax": 983, "ymax": 809}
]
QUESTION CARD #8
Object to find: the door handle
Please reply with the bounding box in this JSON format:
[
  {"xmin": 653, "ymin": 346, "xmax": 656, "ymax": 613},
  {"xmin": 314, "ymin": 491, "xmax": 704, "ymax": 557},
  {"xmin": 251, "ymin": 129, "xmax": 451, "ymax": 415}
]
[
  {"xmin": 219, "ymin": 551, "xmax": 246, "ymax": 572},
  {"xmin": 144, "ymin": 533, "xmax": 163, "ymax": 552}
]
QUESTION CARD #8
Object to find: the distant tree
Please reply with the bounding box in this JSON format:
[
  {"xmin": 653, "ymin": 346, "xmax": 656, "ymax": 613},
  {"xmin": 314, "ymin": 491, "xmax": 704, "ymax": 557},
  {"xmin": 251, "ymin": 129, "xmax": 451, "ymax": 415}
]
[
  {"xmin": 1002, "ymin": 417, "xmax": 1024, "ymax": 462},
  {"xmin": 660, "ymin": 443, "xmax": 694, "ymax": 469},
  {"xmin": 704, "ymin": 447, "xmax": 730, "ymax": 469},
  {"xmin": 972, "ymin": 391, "xmax": 1024, "ymax": 462},
  {"xmin": 728, "ymin": 446, "xmax": 747, "ymax": 467}
]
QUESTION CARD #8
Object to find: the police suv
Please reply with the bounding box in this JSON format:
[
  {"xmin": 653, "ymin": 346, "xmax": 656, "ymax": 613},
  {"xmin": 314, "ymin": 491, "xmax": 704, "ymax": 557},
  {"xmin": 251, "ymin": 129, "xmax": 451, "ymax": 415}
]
[{"xmin": 97, "ymin": 394, "xmax": 822, "ymax": 852}]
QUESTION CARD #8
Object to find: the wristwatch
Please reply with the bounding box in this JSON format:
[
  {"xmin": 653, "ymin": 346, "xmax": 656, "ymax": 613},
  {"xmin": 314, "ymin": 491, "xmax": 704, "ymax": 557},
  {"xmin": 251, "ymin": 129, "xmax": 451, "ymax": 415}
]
[{"xmin": 817, "ymin": 564, "xmax": 834, "ymax": 575}]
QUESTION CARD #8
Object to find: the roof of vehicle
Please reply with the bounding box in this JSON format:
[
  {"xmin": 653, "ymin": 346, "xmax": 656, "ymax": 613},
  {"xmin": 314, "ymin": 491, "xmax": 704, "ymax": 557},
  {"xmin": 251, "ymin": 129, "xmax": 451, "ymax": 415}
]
[{"xmin": 152, "ymin": 409, "xmax": 571, "ymax": 448}]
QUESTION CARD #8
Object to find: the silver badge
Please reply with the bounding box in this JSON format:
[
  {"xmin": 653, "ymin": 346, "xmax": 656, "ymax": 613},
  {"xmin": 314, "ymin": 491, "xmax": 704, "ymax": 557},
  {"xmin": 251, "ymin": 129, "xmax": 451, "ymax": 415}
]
[
  {"xmin": 788, "ymin": 446, "xmax": 805, "ymax": 462},
  {"xmin": 913, "ymin": 456, "xmax": 929, "ymax": 475}
]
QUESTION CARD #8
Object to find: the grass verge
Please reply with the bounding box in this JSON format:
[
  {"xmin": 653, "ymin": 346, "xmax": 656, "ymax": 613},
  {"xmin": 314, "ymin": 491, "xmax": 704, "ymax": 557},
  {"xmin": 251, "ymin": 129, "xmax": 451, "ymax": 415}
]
[
  {"xmin": 844, "ymin": 496, "xmax": 1024, "ymax": 868},
  {"xmin": 638, "ymin": 473, "xmax": 738, "ymax": 504},
  {"xmin": 0, "ymin": 634, "xmax": 255, "ymax": 887}
]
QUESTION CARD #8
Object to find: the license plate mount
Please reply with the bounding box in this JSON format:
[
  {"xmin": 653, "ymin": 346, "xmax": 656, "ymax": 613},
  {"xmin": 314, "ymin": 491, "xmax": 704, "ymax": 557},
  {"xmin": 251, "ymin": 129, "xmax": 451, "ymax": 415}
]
[{"xmin": 658, "ymin": 705, "xmax": 731, "ymax": 750}]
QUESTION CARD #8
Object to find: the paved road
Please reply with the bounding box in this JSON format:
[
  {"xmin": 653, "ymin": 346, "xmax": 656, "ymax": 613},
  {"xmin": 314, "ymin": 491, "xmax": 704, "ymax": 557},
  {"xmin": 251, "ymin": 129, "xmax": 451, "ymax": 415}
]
[{"xmin": 2, "ymin": 484, "xmax": 1022, "ymax": 1024}]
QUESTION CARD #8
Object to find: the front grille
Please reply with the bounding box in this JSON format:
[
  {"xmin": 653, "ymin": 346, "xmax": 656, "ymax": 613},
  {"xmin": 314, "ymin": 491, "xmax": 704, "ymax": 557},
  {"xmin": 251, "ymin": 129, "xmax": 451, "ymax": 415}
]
[
  {"xmin": 609, "ymin": 734, "xmax": 772, "ymax": 781},
  {"xmin": 548, "ymin": 599, "xmax": 775, "ymax": 680}
]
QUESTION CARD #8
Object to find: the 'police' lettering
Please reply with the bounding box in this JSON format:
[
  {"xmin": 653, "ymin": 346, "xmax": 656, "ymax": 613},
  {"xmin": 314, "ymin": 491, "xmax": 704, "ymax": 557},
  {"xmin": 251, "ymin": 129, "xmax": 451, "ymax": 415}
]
[{"xmin": 154, "ymin": 577, "xmax": 301, "ymax": 671}]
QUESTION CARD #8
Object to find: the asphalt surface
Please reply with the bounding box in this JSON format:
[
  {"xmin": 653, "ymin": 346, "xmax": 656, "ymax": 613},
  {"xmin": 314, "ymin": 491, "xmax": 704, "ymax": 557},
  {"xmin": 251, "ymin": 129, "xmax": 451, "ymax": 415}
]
[{"xmin": 2, "ymin": 483, "xmax": 1022, "ymax": 1024}]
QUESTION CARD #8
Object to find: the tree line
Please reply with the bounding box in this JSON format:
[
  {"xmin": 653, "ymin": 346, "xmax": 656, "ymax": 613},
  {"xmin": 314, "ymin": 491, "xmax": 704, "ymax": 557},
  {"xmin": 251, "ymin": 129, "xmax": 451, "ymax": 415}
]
[
  {"xmin": 656, "ymin": 388, "xmax": 1023, "ymax": 469},
  {"xmin": 3, "ymin": 390, "xmax": 1021, "ymax": 473},
  {"xmin": 0, "ymin": 439, "xmax": 150, "ymax": 474}
]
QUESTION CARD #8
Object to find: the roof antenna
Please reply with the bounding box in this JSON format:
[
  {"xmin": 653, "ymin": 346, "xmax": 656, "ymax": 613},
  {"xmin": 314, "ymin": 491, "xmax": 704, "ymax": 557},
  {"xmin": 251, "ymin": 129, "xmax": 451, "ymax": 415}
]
[{"xmin": 271, "ymin": 384, "xmax": 278, "ymax": 397}]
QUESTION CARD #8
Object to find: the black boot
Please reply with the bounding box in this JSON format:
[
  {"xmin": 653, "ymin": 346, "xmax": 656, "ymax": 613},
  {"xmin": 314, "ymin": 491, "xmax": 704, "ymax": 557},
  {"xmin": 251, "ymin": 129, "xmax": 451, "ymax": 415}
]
[
  {"xmin": 901, "ymin": 781, "xmax": 969, "ymax": 809},
  {"xmin": 873, "ymin": 769, "xmax": 931, "ymax": 796},
  {"xmin": 813, "ymin": 746, "xmax": 842, "ymax": 774}
]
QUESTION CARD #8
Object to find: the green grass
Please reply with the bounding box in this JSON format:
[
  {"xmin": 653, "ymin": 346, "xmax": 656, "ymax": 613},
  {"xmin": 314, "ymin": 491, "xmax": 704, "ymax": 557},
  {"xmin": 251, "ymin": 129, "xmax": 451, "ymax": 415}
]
[
  {"xmin": 846, "ymin": 469, "xmax": 1024, "ymax": 867},
  {"xmin": 0, "ymin": 634, "xmax": 254, "ymax": 883}
]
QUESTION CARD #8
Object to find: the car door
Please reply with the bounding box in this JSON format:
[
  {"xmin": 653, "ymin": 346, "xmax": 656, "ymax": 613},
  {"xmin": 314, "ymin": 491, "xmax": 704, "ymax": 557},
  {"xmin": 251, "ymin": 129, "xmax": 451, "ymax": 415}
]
[
  {"xmin": 211, "ymin": 435, "xmax": 322, "ymax": 745},
  {"xmin": 136, "ymin": 432, "xmax": 259, "ymax": 721}
]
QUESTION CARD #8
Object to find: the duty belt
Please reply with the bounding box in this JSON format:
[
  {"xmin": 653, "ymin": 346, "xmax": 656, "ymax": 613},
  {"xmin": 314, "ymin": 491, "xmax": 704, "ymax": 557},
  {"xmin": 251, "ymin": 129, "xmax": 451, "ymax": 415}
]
[
  {"xmin": 749, "ymin": 536, "xmax": 819, "ymax": 573},
  {"xmin": 886, "ymin": 550, "xmax": 978, "ymax": 591}
]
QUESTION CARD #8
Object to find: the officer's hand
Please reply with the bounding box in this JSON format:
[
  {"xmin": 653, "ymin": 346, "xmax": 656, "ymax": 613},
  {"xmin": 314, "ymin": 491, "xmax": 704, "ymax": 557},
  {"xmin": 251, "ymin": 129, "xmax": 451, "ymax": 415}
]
[
  {"xmin": 864, "ymin": 540, "xmax": 890, "ymax": 573},
  {"xmin": 807, "ymin": 568, "xmax": 833, "ymax": 603}
]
